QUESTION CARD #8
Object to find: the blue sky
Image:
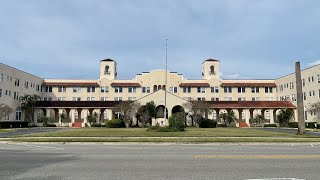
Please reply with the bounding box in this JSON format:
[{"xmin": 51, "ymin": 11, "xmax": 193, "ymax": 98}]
[{"xmin": 1, "ymin": 0, "xmax": 320, "ymax": 80}]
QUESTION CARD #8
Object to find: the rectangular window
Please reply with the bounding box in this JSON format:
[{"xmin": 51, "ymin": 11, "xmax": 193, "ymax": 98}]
[
  {"xmin": 291, "ymin": 94, "xmax": 296, "ymax": 101},
  {"xmin": 58, "ymin": 86, "xmax": 66, "ymax": 92},
  {"xmin": 115, "ymin": 87, "xmax": 123, "ymax": 93},
  {"xmin": 211, "ymin": 87, "xmax": 219, "ymax": 93},
  {"xmin": 303, "ymin": 92, "xmax": 306, "ymax": 100},
  {"xmin": 128, "ymin": 97, "xmax": 136, "ymax": 101},
  {"xmin": 101, "ymin": 97, "xmax": 108, "ymax": 101},
  {"xmin": 318, "ymin": 75, "xmax": 320, "ymax": 83},
  {"xmin": 58, "ymin": 97, "xmax": 66, "ymax": 101},
  {"xmin": 265, "ymin": 97, "xmax": 273, "ymax": 101},
  {"xmin": 0, "ymin": 74, "xmax": 3, "ymax": 82},
  {"xmin": 87, "ymin": 97, "xmax": 95, "ymax": 101},
  {"xmin": 211, "ymin": 97, "xmax": 219, "ymax": 101},
  {"xmin": 8, "ymin": 91, "xmax": 11, "ymax": 96},
  {"xmin": 238, "ymin": 87, "xmax": 245, "ymax": 93},
  {"xmin": 224, "ymin": 87, "xmax": 232, "ymax": 93},
  {"xmin": 312, "ymin": 76, "xmax": 314, "ymax": 82},
  {"xmin": 24, "ymin": 81, "xmax": 29, "ymax": 89},
  {"xmin": 251, "ymin": 87, "xmax": 259, "ymax": 93},
  {"xmin": 238, "ymin": 97, "xmax": 246, "ymax": 101},
  {"xmin": 36, "ymin": 85, "xmax": 40, "ymax": 91},
  {"xmin": 114, "ymin": 97, "xmax": 123, "ymax": 101},
  {"xmin": 73, "ymin": 97, "xmax": 81, "ymax": 101},
  {"xmin": 100, "ymin": 86, "xmax": 109, "ymax": 93},
  {"xmin": 87, "ymin": 87, "xmax": 96, "ymax": 93},
  {"xmin": 169, "ymin": 87, "xmax": 177, "ymax": 93},
  {"xmin": 302, "ymin": 79, "xmax": 305, "ymax": 87},
  {"xmin": 197, "ymin": 87, "xmax": 206, "ymax": 93},
  {"xmin": 0, "ymin": 89, "xmax": 2, "ymax": 97},
  {"xmin": 252, "ymin": 97, "xmax": 259, "ymax": 101},
  {"xmin": 197, "ymin": 97, "xmax": 205, "ymax": 101},
  {"xmin": 44, "ymin": 97, "xmax": 48, "ymax": 101},
  {"xmin": 183, "ymin": 87, "xmax": 191, "ymax": 93},
  {"xmin": 128, "ymin": 87, "xmax": 136, "ymax": 93},
  {"xmin": 73, "ymin": 87, "xmax": 81, "ymax": 93},
  {"xmin": 142, "ymin": 87, "xmax": 150, "ymax": 93},
  {"xmin": 224, "ymin": 97, "xmax": 232, "ymax": 101},
  {"xmin": 265, "ymin": 87, "xmax": 273, "ymax": 93},
  {"xmin": 44, "ymin": 86, "xmax": 52, "ymax": 92}
]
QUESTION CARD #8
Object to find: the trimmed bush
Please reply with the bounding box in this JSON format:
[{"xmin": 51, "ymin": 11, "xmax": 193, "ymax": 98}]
[
  {"xmin": 91, "ymin": 123, "xmax": 102, "ymax": 127},
  {"xmin": 216, "ymin": 124, "xmax": 228, "ymax": 128},
  {"xmin": 168, "ymin": 114, "xmax": 186, "ymax": 131},
  {"xmin": 199, "ymin": 119, "xmax": 217, "ymax": 128},
  {"xmin": 264, "ymin": 124, "xmax": 278, "ymax": 127},
  {"xmin": 106, "ymin": 119, "xmax": 125, "ymax": 128},
  {"xmin": 0, "ymin": 121, "xmax": 29, "ymax": 128},
  {"xmin": 305, "ymin": 122, "xmax": 317, "ymax": 129},
  {"xmin": 43, "ymin": 124, "xmax": 57, "ymax": 127},
  {"xmin": 287, "ymin": 122, "xmax": 298, "ymax": 128}
]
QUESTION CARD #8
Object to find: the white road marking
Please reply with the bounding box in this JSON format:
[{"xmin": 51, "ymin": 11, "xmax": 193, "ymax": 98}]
[
  {"xmin": 1, "ymin": 143, "xmax": 64, "ymax": 150},
  {"xmin": 245, "ymin": 178, "xmax": 305, "ymax": 180}
]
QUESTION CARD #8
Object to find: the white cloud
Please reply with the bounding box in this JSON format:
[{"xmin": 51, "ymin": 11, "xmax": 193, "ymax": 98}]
[{"xmin": 308, "ymin": 60, "xmax": 320, "ymax": 67}]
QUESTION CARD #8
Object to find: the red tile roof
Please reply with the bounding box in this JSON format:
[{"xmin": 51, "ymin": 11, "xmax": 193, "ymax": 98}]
[
  {"xmin": 206, "ymin": 101, "xmax": 296, "ymax": 109},
  {"xmin": 43, "ymin": 82, "xmax": 99, "ymax": 87},
  {"xmin": 110, "ymin": 82, "xmax": 141, "ymax": 87},
  {"xmin": 179, "ymin": 83, "xmax": 210, "ymax": 87},
  {"xmin": 220, "ymin": 82, "xmax": 276, "ymax": 87}
]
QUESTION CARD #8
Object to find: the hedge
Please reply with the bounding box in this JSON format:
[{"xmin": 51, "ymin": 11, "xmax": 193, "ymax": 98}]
[
  {"xmin": 216, "ymin": 124, "xmax": 228, "ymax": 128},
  {"xmin": 199, "ymin": 119, "xmax": 217, "ymax": 128},
  {"xmin": 263, "ymin": 124, "xmax": 278, "ymax": 127},
  {"xmin": 106, "ymin": 119, "xmax": 125, "ymax": 128},
  {"xmin": 0, "ymin": 121, "xmax": 29, "ymax": 128}
]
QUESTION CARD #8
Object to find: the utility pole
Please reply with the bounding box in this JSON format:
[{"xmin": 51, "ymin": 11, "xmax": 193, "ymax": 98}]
[
  {"xmin": 295, "ymin": 61, "xmax": 305, "ymax": 134},
  {"xmin": 164, "ymin": 39, "xmax": 168, "ymax": 123}
]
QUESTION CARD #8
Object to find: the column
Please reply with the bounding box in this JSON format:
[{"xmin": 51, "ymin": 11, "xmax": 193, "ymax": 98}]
[
  {"xmin": 249, "ymin": 108, "xmax": 255, "ymax": 125},
  {"xmin": 214, "ymin": 109, "xmax": 220, "ymax": 122},
  {"xmin": 269, "ymin": 109, "xmax": 275, "ymax": 124},
  {"xmin": 273, "ymin": 109, "xmax": 278, "ymax": 124},
  {"xmin": 238, "ymin": 109, "xmax": 243, "ymax": 123}
]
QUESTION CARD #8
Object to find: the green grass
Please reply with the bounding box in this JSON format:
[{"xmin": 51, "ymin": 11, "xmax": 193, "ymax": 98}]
[
  {"xmin": 21, "ymin": 127, "xmax": 312, "ymax": 138},
  {"xmin": 4, "ymin": 137, "xmax": 320, "ymax": 143},
  {"xmin": 0, "ymin": 129, "xmax": 13, "ymax": 133}
]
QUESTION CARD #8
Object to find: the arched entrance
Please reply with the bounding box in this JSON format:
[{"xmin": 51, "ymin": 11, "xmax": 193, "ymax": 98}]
[
  {"xmin": 172, "ymin": 105, "xmax": 186, "ymax": 125},
  {"xmin": 156, "ymin": 105, "xmax": 168, "ymax": 119}
]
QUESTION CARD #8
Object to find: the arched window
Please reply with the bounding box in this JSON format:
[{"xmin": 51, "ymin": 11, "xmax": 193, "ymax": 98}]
[
  {"xmin": 210, "ymin": 66, "xmax": 215, "ymax": 75},
  {"xmin": 16, "ymin": 107, "xmax": 22, "ymax": 120},
  {"xmin": 153, "ymin": 85, "xmax": 157, "ymax": 92},
  {"xmin": 105, "ymin": 66, "xmax": 110, "ymax": 75},
  {"xmin": 158, "ymin": 85, "xmax": 162, "ymax": 90},
  {"xmin": 162, "ymin": 85, "xmax": 166, "ymax": 91}
]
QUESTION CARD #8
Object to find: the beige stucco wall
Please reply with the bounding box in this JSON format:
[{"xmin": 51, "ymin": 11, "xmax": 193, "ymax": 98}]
[
  {"xmin": 0, "ymin": 63, "xmax": 43, "ymax": 121},
  {"xmin": 275, "ymin": 64, "xmax": 320, "ymax": 122}
]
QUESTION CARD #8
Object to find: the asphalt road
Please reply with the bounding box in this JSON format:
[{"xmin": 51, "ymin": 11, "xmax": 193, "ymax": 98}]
[
  {"xmin": 0, "ymin": 142, "xmax": 319, "ymax": 180},
  {"xmin": 0, "ymin": 127, "xmax": 69, "ymax": 138}
]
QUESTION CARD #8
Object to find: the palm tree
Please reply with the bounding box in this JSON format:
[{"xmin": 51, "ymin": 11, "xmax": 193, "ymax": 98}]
[
  {"xmin": 277, "ymin": 109, "xmax": 294, "ymax": 127},
  {"xmin": 220, "ymin": 111, "xmax": 237, "ymax": 127},
  {"xmin": 19, "ymin": 94, "xmax": 41, "ymax": 123},
  {"xmin": 254, "ymin": 114, "xmax": 264, "ymax": 127}
]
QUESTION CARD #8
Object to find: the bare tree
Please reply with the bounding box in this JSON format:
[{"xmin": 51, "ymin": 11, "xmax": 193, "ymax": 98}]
[
  {"xmin": 309, "ymin": 101, "xmax": 320, "ymax": 120},
  {"xmin": 183, "ymin": 100, "xmax": 212, "ymax": 126},
  {"xmin": 114, "ymin": 101, "xmax": 140, "ymax": 128},
  {"xmin": 0, "ymin": 103, "xmax": 13, "ymax": 120}
]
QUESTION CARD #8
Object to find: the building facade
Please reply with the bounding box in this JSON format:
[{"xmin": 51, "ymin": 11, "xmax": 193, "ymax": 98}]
[{"xmin": 1, "ymin": 58, "xmax": 319, "ymax": 127}]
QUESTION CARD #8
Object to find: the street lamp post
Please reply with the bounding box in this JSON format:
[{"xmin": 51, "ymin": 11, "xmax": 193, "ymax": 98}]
[{"xmin": 164, "ymin": 39, "xmax": 168, "ymax": 124}]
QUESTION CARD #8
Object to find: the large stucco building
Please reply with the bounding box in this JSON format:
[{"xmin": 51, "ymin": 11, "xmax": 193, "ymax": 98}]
[{"xmin": 0, "ymin": 58, "xmax": 319, "ymax": 127}]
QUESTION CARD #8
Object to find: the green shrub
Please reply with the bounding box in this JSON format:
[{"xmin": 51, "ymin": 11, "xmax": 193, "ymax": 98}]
[
  {"xmin": 264, "ymin": 124, "xmax": 278, "ymax": 127},
  {"xmin": 147, "ymin": 125, "xmax": 180, "ymax": 132},
  {"xmin": 91, "ymin": 123, "xmax": 102, "ymax": 127},
  {"xmin": 43, "ymin": 124, "xmax": 57, "ymax": 127},
  {"xmin": 106, "ymin": 119, "xmax": 125, "ymax": 128},
  {"xmin": 216, "ymin": 124, "xmax": 228, "ymax": 128},
  {"xmin": 287, "ymin": 122, "xmax": 298, "ymax": 128},
  {"xmin": 305, "ymin": 122, "xmax": 317, "ymax": 129},
  {"xmin": 168, "ymin": 114, "xmax": 186, "ymax": 131},
  {"xmin": 0, "ymin": 121, "xmax": 29, "ymax": 128},
  {"xmin": 199, "ymin": 119, "xmax": 217, "ymax": 128}
]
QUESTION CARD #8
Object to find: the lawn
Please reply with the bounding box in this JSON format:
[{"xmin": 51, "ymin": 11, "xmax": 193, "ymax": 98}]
[
  {"xmin": 22, "ymin": 127, "xmax": 312, "ymax": 138},
  {"xmin": 0, "ymin": 129, "xmax": 12, "ymax": 133}
]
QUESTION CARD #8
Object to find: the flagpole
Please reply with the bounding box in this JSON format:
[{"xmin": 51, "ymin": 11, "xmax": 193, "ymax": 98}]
[{"xmin": 164, "ymin": 39, "xmax": 168, "ymax": 123}]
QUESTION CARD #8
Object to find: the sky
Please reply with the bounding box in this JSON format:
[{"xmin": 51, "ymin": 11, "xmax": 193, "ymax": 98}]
[{"xmin": 1, "ymin": 0, "xmax": 320, "ymax": 80}]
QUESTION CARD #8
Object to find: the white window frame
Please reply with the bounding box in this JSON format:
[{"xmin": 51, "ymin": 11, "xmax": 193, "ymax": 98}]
[
  {"xmin": 101, "ymin": 86, "xmax": 109, "ymax": 93},
  {"xmin": 115, "ymin": 87, "xmax": 123, "ymax": 93},
  {"xmin": 251, "ymin": 87, "xmax": 259, "ymax": 93},
  {"xmin": 197, "ymin": 87, "xmax": 206, "ymax": 93},
  {"xmin": 224, "ymin": 87, "xmax": 232, "ymax": 93},
  {"xmin": 128, "ymin": 87, "xmax": 136, "ymax": 93},
  {"xmin": 183, "ymin": 87, "xmax": 191, "ymax": 93}
]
